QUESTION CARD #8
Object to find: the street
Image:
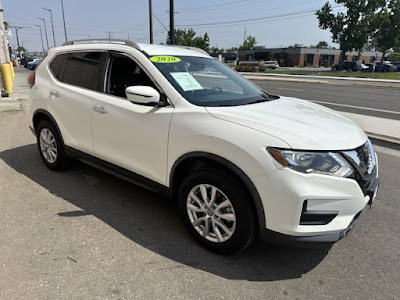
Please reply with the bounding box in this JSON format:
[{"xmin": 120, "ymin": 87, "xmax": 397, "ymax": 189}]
[
  {"xmin": 251, "ymin": 79, "xmax": 400, "ymax": 120},
  {"xmin": 0, "ymin": 68, "xmax": 399, "ymax": 299}
]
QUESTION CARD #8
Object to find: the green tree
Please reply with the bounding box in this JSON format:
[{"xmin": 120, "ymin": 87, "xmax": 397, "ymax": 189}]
[
  {"xmin": 371, "ymin": 0, "xmax": 400, "ymax": 70},
  {"xmin": 311, "ymin": 41, "xmax": 329, "ymax": 48},
  {"xmin": 166, "ymin": 28, "xmax": 210, "ymax": 51},
  {"xmin": 239, "ymin": 35, "xmax": 257, "ymax": 50},
  {"xmin": 225, "ymin": 47, "xmax": 238, "ymax": 52},
  {"xmin": 387, "ymin": 52, "xmax": 400, "ymax": 61},
  {"xmin": 316, "ymin": 1, "xmax": 381, "ymax": 69},
  {"xmin": 210, "ymin": 46, "xmax": 225, "ymax": 53}
]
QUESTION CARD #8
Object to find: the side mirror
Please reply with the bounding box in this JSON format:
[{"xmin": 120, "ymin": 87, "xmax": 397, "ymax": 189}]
[{"xmin": 125, "ymin": 86, "xmax": 160, "ymax": 105}]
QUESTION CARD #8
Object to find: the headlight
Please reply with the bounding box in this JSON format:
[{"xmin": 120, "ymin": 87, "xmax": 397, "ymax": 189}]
[{"xmin": 268, "ymin": 148, "xmax": 353, "ymax": 177}]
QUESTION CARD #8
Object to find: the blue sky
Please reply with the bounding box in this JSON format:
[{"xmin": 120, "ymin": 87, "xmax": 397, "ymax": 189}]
[{"xmin": 3, "ymin": 0, "xmax": 342, "ymax": 52}]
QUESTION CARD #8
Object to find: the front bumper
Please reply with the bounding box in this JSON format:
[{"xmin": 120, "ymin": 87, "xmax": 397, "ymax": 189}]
[
  {"xmin": 261, "ymin": 209, "xmax": 364, "ymax": 247},
  {"xmin": 253, "ymin": 152, "xmax": 379, "ymax": 243}
]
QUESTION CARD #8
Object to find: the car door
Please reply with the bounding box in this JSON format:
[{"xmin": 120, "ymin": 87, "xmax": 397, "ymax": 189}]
[
  {"xmin": 47, "ymin": 51, "xmax": 106, "ymax": 154},
  {"xmin": 91, "ymin": 53, "xmax": 174, "ymax": 185}
]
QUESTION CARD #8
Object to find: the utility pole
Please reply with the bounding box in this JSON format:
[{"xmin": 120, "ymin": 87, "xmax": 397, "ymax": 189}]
[
  {"xmin": 9, "ymin": 26, "xmax": 29, "ymax": 59},
  {"xmin": 42, "ymin": 8, "xmax": 56, "ymax": 47},
  {"xmin": 61, "ymin": 0, "xmax": 68, "ymax": 42},
  {"xmin": 106, "ymin": 31, "xmax": 113, "ymax": 40},
  {"xmin": 169, "ymin": 0, "xmax": 174, "ymax": 45},
  {"xmin": 37, "ymin": 18, "xmax": 49, "ymax": 50},
  {"xmin": 34, "ymin": 24, "xmax": 45, "ymax": 54},
  {"xmin": 149, "ymin": 0, "xmax": 153, "ymax": 44}
]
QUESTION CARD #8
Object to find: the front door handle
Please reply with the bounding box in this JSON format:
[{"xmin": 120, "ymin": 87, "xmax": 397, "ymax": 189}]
[
  {"xmin": 93, "ymin": 104, "xmax": 108, "ymax": 114},
  {"xmin": 50, "ymin": 90, "xmax": 60, "ymax": 99}
]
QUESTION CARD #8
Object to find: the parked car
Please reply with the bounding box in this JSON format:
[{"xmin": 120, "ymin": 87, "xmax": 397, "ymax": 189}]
[
  {"xmin": 332, "ymin": 61, "xmax": 368, "ymax": 71},
  {"xmin": 389, "ymin": 62, "xmax": 400, "ymax": 72},
  {"xmin": 26, "ymin": 59, "xmax": 43, "ymax": 70},
  {"xmin": 21, "ymin": 57, "xmax": 33, "ymax": 68},
  {"xmin": 27, "ymin": 40, "xmax": 379, "ymax": 254},
  {"xmin": 264, "ymin": 61, "xmax": 280, "ymax": 69},
  {"xmin": 367, "ymin": 62, "xmax": 397, "ymax": 72}
]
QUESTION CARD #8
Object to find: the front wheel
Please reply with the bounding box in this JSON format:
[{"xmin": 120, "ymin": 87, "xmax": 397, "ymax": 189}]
[{"xmin": 178, "ymin": 169, "xmax": 256, "ymax": 254}]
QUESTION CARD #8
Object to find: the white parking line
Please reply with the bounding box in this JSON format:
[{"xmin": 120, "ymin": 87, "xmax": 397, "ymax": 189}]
[
  {"xmin": 311, "ymin": 100, "xmax": 400, "ymax": 115},
  {"xmin": 276, "ymin": 88, "xmax": 304, "ymax": 92}
]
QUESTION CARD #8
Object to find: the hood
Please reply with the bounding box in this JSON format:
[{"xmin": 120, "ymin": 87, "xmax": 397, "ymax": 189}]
[{"xmin": 206, "ymin": 97, "xmax": 367, "ymax": 150}]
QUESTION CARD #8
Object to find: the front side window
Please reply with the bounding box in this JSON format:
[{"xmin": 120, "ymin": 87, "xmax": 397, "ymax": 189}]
[
  {"xmin": 61, "ymin": 52, "xmax": 102, "ymax": 91},
  {"xmin": 106, "ymin": 55, "xmax": 155, "ymax": 98},
  {"xmin": 150, "ymin": 56, "xmax": 277, "ymax": 106}
]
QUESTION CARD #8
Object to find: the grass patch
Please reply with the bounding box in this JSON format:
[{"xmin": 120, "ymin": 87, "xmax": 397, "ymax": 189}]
[{"xmin": 263, "ymin": 70, "xmax": 400, "ymax": 80}]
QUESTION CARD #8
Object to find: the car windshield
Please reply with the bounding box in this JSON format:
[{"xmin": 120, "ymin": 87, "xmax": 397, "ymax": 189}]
[{"xmin": 150, "ymin": 55, "xmax": 278, "ymax": 106}]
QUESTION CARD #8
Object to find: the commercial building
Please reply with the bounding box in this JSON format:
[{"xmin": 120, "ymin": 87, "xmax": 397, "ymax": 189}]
[{"xmin": 238, "ymin": 47, "xmax": 384, "ymax": 67}]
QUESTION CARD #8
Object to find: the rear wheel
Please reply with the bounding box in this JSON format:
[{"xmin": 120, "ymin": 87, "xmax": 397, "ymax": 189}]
[
  {"xmin": 178, "ymin": 168, "xmax": 256, "ymax": 254},
  {"xmin": 36, "ymin": 120, "xmax": 68, "ymax": 170}
]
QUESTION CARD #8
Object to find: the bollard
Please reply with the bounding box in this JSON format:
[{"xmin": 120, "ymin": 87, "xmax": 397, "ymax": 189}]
[
  {"xmin": 0, "ymin": 63, "xmax": 13, "ymax": 94},
  {"xmin": 9, "ymin": 62, "xmax": 15, "ymax": 80}
]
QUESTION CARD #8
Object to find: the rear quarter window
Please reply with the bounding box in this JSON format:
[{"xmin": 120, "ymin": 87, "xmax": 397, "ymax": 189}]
[{"xmin": 49, "ymin": 54, "xmax": 68, "ymax": 80}]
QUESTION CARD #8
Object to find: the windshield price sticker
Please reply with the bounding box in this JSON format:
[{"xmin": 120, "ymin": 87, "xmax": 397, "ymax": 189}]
[
  {"xmin": 170, "ymin": 72, "xmax": 204, "ymax": 91},
  {"xmin": 150, "ymin": 56, "xmax": 181, "ymax": 63}
]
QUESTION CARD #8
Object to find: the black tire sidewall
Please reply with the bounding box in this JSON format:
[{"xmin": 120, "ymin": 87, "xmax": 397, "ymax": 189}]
[{"xmin": 178, "ymin": 169, "xmax": 256, "ymax": 254}]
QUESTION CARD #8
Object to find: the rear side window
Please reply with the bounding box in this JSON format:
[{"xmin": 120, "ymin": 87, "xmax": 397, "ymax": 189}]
[
  {"xmin": 61, "ymin": 52, "xmax": 102, "ymax": 91},
  {"xmin": 49, "ymin": 54, "xmax": 68, "ymax": 80}
]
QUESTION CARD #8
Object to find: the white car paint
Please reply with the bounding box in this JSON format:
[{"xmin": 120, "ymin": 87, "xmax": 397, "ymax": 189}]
[{"xmin": 27, "ymin": 42, "xmax": 378, "ymax": 247}]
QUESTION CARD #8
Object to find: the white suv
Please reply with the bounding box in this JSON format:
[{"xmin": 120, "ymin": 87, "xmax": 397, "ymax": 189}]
[{"xmin": 27, "ymin": 40, "xmax": 379, "ymax": 254}]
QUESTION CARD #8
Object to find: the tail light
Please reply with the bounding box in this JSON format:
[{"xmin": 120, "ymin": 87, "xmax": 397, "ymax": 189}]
[{"xmin": 27, "ymin": 72, "xmax": 36, "ymax": 89}]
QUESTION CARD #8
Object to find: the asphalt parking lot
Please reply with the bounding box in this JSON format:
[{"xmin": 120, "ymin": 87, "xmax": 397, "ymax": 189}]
[{"xmin": 1, "ymin": 72, "xmax": 400, "ymax": 299}]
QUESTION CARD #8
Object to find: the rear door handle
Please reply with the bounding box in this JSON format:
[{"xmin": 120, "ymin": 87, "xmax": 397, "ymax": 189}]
[
  {"xmin": 50, "ymin": 90, "xmax": 60, "ymax": 99},
  {"xmin": 93, "ymin": 104, "xmax": 108, "ymax": 114}
]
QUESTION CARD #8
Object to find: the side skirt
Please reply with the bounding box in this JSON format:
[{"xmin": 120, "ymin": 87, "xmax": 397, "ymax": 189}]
[{"xmin": 64, "ymin": 146, "xmax": 169, "ymax": 196}]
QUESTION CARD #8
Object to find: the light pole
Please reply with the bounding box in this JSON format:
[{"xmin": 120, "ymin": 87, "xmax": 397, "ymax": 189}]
[
  {"xmin": 61, "ymin": 0, "xmax": 68, "ymax": 42},
  {"xmin": 42, "ymin": 8, "xmax": 56, "ymax": 47},
  {"xmin": 169, "ymin": 0, "xmax": 174, "ymax": 44},
  {"xmin": 34, "ymin": 24, "xmax": 45, "ymax": 54},
  {"xmin": 37, "ymin": 17, "xmax": 49, "ymax": 50},
  {"xmin": 149, "ymin": 0, "xmax": 153, "ymax": 44}
]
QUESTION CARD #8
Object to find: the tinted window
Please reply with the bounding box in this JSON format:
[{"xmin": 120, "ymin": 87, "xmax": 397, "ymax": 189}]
[
  {"xmin": 62, "ymin": 52, "xmax": 102, "ymax": 90},
  {"xmin": 49, "ymin": 54, "xmax": 67, "ymax": 80},
  {"xmin": 106, "ymin": 55, "xmax": 155, "ymax": 98}
]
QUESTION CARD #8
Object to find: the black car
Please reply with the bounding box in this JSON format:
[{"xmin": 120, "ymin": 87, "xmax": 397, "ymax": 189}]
[
  {"xmin": 332, "ymin": 61, "xmax": 368, "ymax": 71},
  {"xmin": 391, "ymin": 62, "xmax": 400, "ymax": 72},
  {"xmin": 26, "ymin": 59, "xmax": 43, "ymax": 70},
  {"xmin": 368, "ymin": 62, "xmax": 397, "ymax": 72},
  {"xmin": 20, "ymin": 57, "xmax": 33, "ymax": 68}
]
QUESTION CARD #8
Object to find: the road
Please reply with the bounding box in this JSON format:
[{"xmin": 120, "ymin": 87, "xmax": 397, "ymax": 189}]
[
  {"xmin": 1, "ymin": 78, "xmax": 400, "ymax": 299},
  {"xmin": 251, "ymin": 79, "xmax": 400, "ymax": 120}
]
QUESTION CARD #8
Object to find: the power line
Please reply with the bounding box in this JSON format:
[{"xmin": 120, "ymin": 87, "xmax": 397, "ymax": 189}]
[{"xmin": 176, "ymin": 4, "xmax": 344, "ymax": 28}]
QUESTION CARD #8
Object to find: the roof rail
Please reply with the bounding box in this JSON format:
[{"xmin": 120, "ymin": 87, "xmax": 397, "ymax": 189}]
[
  {"xmin": 176, "ymin": 45, "xmax": 209, "ymax": 56},
  {"xmin": 62, "ymin": 39, "xmax": 140, "ymax": 50}
]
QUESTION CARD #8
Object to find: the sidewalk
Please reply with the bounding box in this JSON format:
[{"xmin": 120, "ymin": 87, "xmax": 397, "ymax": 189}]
[
  {"xmin": 0, "ymin": 67, "xmax": 29, "ymax": 111},
  {"xmin": 2, "ymin": 67, "xmax": 399, "ymax": 148}
]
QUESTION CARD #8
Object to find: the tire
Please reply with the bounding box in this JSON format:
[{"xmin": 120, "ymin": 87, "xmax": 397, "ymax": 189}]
[
  {"xmin": 36, "ymin": 120, "xmax": 69, "ymax": 170},
  {"xmin": 178, "ymin": 168, "xmax": 256, "ymax": 254}
]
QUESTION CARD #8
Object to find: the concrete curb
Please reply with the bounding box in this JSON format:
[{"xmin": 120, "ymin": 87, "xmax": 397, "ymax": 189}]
[
  {"xmin": 367, "ymin": 133, "xmax": 400, "ymax": 151},
  {"xmin": 0, "ymin": 98, "xmax": 21, "ymax": 112},
  {"xmin": 241, "ymin": 72, "xmax": 400, "ymax": 85}
]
